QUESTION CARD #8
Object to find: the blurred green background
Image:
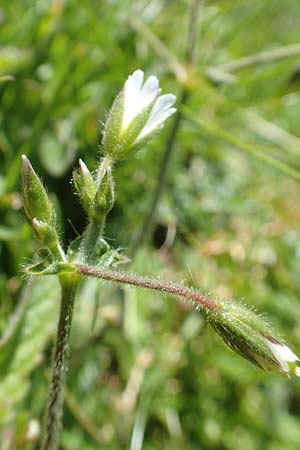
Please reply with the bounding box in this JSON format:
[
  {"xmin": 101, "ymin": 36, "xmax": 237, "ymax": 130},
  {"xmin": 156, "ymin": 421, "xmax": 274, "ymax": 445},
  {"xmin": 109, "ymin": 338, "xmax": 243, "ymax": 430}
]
[{"xmin": 1, "ymin": 0, "xmax": 300, "ymax": 449}]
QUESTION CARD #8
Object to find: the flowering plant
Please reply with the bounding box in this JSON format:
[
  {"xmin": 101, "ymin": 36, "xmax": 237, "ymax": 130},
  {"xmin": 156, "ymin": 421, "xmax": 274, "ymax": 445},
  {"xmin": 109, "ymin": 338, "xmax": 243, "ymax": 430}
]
[{"xmin": 20, "ymin": 69, "xmax": 299, "ymax": 450}]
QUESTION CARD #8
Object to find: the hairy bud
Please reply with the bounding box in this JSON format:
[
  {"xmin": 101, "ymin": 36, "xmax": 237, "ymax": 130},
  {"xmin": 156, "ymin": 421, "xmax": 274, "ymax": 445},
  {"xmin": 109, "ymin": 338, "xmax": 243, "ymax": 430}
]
[
  {"xmin": 73, "ymin": 159, "xmax": 96, "ymax": 214},
  {"xmin": 21, "ymin": 155, "xmax": 55, "ymax": 225},
  {"xmin": 210, "ymin": 299, "xmax": 300, "ymax": 377}
]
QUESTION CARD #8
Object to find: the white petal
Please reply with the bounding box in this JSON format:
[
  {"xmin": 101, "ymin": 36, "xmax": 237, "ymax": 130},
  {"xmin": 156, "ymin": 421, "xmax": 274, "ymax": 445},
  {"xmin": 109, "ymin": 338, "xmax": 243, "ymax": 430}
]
[
  {"xmin": 150, "ymin": 94, "xmax": 177, "ymax": 118},
  {"xmin": 136, "ymin": 102, "xmax": 176, "ymax": 142},
  {"xmin": 141, "ymin": 75, "xmax": 159, "ymax": 97},
  {"xmin": 148, "ymin": 107, "xmax": 176, "ymax": 132},
  {"xmin": 125, "ymin": 70, "xmax": 144, "ymax": 93},
  {"xmin": 139, "ymin": 94, "xmax": 176, "ymax": 136},
  {"xmin": 122, "ymin": 70, "xmax": 144, "ymax": 129},
  {"xmin": 122, "ymin": 71, "xmax": 160, "ymax": 130},
  {"xmin": 266, "ymin": 340, "xmax": 299, "ymax": 374},
  {"xmin": 124, "ymin": 71, "xmax": 144, "ymax": 109}
]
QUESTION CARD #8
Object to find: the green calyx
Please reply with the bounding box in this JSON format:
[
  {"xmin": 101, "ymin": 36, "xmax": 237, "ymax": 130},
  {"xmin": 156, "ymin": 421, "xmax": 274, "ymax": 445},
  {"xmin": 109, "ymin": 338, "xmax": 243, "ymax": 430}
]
[
  {"xmin": 209, "ymin": 299, "xmax": 283, "ymax": 374},
  {"xmin": 101, "ymin": 90, "xmax": 155, "ymax": 161}
]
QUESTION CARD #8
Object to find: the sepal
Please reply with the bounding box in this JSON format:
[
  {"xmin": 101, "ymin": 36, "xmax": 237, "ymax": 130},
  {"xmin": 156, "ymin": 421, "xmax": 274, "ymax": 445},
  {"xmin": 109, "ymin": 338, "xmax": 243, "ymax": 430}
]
[
  {"xmin": 94, "ymin": 168, "xmax": 115, "ymax": 220},
  {"xmin": 73, "ymin": 159, "xmax": 96, "ymax": 214}
]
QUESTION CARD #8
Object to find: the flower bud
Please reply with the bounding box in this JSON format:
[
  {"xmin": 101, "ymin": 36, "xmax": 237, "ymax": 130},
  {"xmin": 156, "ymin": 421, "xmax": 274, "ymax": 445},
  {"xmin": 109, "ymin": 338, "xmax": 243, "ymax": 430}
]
[
  {"xmin": 73, "ymin": 159, "xmax": 96, "ymax": 214},
  {"xmin": 210, "ymin": 299, "xmax": 300, "ymax": 377},
  {"xmin": 21, "ymin": 155, "xmax": 54, "ymax": 225},
  {"xmin": 102, "ymin": 70, "xmax": 176, "ymax": 160},
  {"xmin": 94, "ymin": 168, "xmax": 115, "ymax": 220}
]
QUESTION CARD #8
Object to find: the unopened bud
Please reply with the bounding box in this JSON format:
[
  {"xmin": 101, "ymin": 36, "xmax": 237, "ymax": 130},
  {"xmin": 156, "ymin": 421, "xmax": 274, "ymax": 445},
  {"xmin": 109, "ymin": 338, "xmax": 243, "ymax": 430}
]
[
  {"xmin": 94, "ymin": 168, "xmax": 115, "ymax": 220},
  {"xmin": 73, "ymin": 159, "xmax": 96, "ymax": 214},
  {"xmin": 21, "ymin": 155, "xmax": 54, "ymax": 225},
  {"xmin": 210, "ymin": 299, "xmax": 300, "ymax": 377},
  {"xmin": 102, "ymin": 70, "xmax": 176, "ymax": 160}
]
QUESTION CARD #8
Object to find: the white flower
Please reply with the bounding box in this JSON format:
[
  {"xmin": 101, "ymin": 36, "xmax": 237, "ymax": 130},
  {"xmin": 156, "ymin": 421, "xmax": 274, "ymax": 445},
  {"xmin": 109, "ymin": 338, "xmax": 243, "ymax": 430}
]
[
  {"xmin": 121, "ymin": 69, "xmax": 176, "ymax": 143},
  {"xmin": 265, "ymin": 339, "xmax": 300, "ymax": 377},
  {"xmin": 102, "ymin": 69, "xmax": 176, "ymax": 160}
]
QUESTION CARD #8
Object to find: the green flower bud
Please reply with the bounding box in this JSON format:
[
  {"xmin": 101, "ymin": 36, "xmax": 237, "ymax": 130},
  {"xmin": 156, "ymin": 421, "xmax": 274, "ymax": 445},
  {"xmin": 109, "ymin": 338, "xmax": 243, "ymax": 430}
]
[
  {"xmin": 94, "ymin": 168, "xmax": 115, "ymax": 220},
  {"xmin": 21, "ymin": 155, "xmax": 55, "ymax": 225},
  {"xmin": 210, "ymin": 299, "xmax": 300, "ymax": 377},
  {"xmin": 73, "ymin": 159, "xmax": 96, "ymax": 214},
  {"xmin": 102, "ymin": 70, "xmax": 176, "ymax": 161}
]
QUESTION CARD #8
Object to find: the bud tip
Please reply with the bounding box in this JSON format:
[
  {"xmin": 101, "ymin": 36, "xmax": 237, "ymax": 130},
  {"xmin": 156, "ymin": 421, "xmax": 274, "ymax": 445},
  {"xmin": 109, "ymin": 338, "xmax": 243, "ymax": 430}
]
[{"xmin": 79, "ymin": 159, "xmax": 89, "ymax": 173}]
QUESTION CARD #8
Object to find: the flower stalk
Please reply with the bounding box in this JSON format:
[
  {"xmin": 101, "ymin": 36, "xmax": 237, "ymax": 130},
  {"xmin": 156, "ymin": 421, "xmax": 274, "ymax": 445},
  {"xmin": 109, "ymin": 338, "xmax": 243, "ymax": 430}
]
[{"xmin": 75, "ymin": 263, "xmax": 218, "ymax": 314}]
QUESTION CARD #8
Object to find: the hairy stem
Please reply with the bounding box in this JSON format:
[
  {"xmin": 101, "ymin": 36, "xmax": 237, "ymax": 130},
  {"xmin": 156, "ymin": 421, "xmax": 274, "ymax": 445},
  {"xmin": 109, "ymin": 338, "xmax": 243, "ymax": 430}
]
[
  {"xmin": 75, "ymin": 264, "xmax": 218, "ymax": 314},
  {"xmin": 41, "ymin": 275, "xmax": 78, "ymax": 450},
  {"xmin": 130, "ymin": 0, "xmax": 203, "ymax": 253}
]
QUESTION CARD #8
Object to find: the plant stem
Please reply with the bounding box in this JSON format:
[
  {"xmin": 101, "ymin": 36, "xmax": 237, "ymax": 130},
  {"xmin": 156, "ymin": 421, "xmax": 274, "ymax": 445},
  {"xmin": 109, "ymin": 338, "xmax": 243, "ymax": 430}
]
[
  {"xmin": 75, "ymin": 264, "xmax": 218, "ymax": 314},
  {"xmin": 41, "ymin": 275, "xmax": 78, "ymax": 450},
  {"xmin": 130, "ymin": 0, "xmax": 203, "ymax": 254}
]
